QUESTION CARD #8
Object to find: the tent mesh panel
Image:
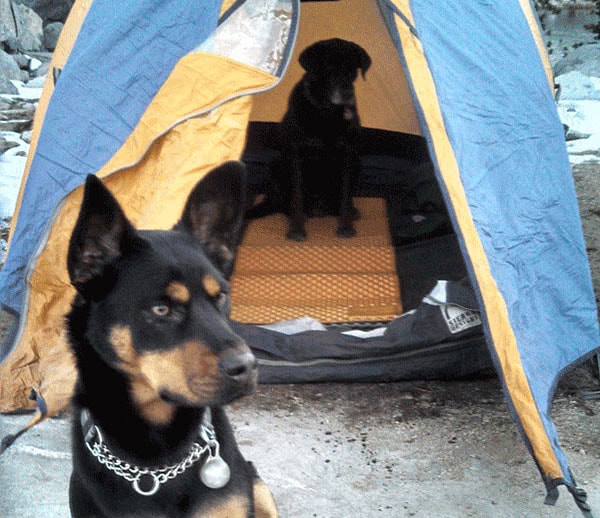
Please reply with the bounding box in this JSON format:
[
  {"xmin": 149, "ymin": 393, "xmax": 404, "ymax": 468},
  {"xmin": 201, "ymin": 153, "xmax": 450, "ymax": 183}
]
[{"xmin": 230, "ymin": 198, "xmax": 402, "ymax": 324}]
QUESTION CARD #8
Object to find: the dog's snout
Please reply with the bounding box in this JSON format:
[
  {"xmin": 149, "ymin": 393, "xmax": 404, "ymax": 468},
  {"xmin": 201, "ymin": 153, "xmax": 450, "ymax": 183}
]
[
  {"xmin": 219, "ymin": 349, "xmax": 258, "ymax": 382},
  {"xmin": 331, "ymin": 86, "xmax": 355, "ymax": 106}
]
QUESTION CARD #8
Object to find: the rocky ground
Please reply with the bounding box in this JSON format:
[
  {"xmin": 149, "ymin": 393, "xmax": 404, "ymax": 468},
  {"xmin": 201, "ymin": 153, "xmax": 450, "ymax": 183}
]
[{"xmin": 573, "ymin": 161, "xmax": 600, "ymax": 308}]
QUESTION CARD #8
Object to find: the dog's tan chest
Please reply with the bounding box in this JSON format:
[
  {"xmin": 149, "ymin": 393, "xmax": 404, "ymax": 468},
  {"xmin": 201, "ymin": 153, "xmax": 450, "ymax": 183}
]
[{"xmin": 192, "ymin": 493, "xmax": 250, "ymax": 517}]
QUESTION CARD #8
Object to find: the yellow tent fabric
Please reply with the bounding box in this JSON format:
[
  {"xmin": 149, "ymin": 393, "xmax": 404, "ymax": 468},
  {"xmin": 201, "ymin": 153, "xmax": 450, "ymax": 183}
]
[
  {"xmin": 0, "ymin": 3, "xmax": 280, "ymax": 415},
  {"xmin": 250, "ymin": 0, "xmax": 421, "ymax": 135}
]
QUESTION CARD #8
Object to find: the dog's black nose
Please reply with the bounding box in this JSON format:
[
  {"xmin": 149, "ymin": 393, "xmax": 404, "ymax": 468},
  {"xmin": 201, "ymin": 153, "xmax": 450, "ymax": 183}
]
[{"xmin": 219, "ymin": 349, "xmax": 258, "ymax": 382}]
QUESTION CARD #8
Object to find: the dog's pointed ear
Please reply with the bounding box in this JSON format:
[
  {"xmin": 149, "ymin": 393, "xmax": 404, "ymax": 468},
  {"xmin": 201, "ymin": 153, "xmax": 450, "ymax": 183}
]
[
  {"xmin": 178, "ymin": 161, "xmax": 247, "ymax": 277},
  {"xmin": 68, "ymin": 175, "xmax": 137, "ymax": 292}
]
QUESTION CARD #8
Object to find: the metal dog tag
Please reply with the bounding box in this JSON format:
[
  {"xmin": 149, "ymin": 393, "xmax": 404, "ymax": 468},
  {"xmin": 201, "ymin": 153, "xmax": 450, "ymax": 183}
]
[{"xmin": 199, "ymin": 455, "xmax": 231, "ymax": 489}]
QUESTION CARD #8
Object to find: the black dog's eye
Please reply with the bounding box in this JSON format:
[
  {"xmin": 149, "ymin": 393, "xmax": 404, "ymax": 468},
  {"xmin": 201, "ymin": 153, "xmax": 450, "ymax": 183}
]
[{"xmin": 151, "ymin": 304, "xmax": 170, "ymax": 317}]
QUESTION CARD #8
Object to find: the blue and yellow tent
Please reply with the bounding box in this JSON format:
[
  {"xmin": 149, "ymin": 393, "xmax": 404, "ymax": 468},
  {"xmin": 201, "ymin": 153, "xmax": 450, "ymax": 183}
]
[{"xmin": 0, "ymin": 0, "xmax": 598, "ymax": 513}]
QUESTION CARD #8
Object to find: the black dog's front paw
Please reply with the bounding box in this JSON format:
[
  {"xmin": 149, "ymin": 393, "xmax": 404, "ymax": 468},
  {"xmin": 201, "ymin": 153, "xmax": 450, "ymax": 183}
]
[
  {"xmin": 287, "ymin": 229, "xmax": 307, "ymax": 241},
  {"xmin": 336, "ymin": 226, "xmax": 356, "ymax": 238}
]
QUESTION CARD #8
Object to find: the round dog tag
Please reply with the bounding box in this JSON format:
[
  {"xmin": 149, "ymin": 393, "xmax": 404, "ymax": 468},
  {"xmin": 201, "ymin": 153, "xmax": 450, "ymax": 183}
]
[{"xmin": 199, "ymin": 456, "xmax": 231, "ymax": 489}]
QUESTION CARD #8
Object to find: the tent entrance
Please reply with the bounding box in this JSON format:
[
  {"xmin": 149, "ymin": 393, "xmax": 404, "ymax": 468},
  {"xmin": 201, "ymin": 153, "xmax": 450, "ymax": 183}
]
[{"xmin": 237, "ymin": 122, "xmax": 468, "ymax": 326}]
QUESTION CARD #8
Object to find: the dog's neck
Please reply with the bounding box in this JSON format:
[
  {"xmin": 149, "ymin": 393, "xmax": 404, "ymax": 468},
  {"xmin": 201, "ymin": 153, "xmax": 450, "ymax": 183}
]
[
  {"xmin": 73, "ymin": 365, "xmax": 204, "ymax": 466},
  {"xmin": 70, "ymin": 323, "xmax": 204, "ymax": 465}
]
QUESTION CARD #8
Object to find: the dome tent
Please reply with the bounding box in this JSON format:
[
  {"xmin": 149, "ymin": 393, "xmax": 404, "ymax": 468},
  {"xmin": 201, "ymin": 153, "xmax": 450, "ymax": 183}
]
[{"xmin": 0, "ymin": 0, "xmax": 598, "ymax": 514}]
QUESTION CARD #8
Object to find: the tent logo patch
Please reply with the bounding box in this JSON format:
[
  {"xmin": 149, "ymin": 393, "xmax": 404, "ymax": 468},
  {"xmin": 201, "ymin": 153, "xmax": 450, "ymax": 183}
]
[{"xmin": 442, "ymin": 305, "xmax": 481, "ymax": 334}]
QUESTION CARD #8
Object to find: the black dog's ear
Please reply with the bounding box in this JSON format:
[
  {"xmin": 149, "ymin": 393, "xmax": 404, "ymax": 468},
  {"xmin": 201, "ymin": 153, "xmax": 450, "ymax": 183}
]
[
  {"xmin": 68, "ymin": 175, "xmax": 137, "ymax": 292},
  {"xmin": 298, "ymin": 40, "xmax": 326, "ymax": 73},
  {"xmin": 178, "ymin": 161, "xmax": 247, "ymax": 277},
  {"xmin": 354, "ymin": 44, "xmax": 371, "ymax": 80}
]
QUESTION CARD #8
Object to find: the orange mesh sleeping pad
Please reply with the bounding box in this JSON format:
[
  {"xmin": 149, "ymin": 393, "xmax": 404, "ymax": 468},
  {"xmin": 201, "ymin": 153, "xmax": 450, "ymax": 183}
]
[{"xmin": 230, "ymin": 198, "xmax": 402, "ymax": 324}]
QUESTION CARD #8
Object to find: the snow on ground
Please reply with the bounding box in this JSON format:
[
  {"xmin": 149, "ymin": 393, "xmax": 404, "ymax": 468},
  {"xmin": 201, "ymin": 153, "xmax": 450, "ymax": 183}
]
[
  {"xmin": 560, "ymin": 99, "xmax": 600, "ymax": 164},
  {"xmin": 556, "ymin": 71, "xmax": 600, "ymax": 164},
  {"xmin": 0, "ymin": 152, "xmax": 27, "ymax": 222},
  {"xmin": 0, "ymin": 79, "xmax": 42, "ymax": 220},
  {"xmin": 0, "ymin": 132, "xmax": 28, "ymax": 219}
]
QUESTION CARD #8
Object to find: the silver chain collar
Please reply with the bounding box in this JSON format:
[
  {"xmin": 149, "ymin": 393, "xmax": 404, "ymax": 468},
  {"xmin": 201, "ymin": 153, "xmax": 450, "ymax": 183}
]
[{"xmin": 81, "ymin": 408, "xmax": 228, "ymax": 496}]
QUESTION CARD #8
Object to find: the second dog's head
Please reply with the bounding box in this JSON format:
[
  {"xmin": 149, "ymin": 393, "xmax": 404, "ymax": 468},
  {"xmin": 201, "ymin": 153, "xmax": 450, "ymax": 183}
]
[{"xmin": 299, "ymin": 38, "xmax": 371, "ymax": 119}]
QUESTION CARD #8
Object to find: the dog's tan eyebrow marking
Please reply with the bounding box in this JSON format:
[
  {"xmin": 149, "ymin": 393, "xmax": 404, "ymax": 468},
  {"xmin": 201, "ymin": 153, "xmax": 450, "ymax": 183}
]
[
  {"xmin": 202, "ymin": 274, "xmax": 221, "ymax": 298},
  {"xmin": 165, "ymin": 281, "xmax": 191, "ymax": 303}
]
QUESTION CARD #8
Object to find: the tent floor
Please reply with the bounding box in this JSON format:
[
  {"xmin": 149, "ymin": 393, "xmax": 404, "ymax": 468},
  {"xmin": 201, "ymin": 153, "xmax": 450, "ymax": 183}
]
[
  {"xmin": 232, "ymin": 197, "xmax": 403, "ymax": 324},
  {"xmin": 241, "ymin": 124, "xmax": 467, "ymax": 325}
]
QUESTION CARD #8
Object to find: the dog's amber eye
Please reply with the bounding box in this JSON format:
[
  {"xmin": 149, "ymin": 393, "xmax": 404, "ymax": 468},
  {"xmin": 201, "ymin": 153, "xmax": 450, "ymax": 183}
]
[{"xmin": 151, "ymin": 304, "xmax": 170, "ymax": 317}]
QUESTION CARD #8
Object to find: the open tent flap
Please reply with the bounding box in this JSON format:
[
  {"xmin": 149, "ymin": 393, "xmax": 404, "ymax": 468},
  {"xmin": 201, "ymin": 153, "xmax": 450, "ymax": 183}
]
[
  {"xmin": 0, "ymin": 0, "xmax": 599, "ymax": 512},
  {"xmin": 249, "ymin": 0, "xmax": 421, "ymax": 135},
  {"xmin": 388, "ymin": 0, "xmax": 599, "ymax": 510},
  {"xmin": 0, "ymin": 0, "xmax": 296, "ymax": 414}
]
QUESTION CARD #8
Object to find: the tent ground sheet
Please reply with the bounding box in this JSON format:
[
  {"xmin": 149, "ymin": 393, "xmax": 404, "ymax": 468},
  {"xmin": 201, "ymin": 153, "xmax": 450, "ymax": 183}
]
[{"xmin": 230, "ymin": 197, "xmax": 402, "ymax": 324}]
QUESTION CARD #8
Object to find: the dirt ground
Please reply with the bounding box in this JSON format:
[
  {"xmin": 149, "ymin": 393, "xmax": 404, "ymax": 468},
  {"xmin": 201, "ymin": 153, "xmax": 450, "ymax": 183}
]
[
  {"xmin": 573, "ymin": 162, "xmax": 600, "ymax": 307},
  {"xmin": 1, "ymin": 344, "xmax": 600, "ymax": 517}
]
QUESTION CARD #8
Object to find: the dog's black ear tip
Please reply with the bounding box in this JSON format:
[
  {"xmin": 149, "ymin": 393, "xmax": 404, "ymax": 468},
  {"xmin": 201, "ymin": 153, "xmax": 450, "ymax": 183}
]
[
  {"xmin": 223, "ymin": 160, "xmax": 247, "ymax": 180},
  {"xmin": 83, "ymin": 174, "xmax": 102, "ymax": 190},
  {"xmin": 81, "ymin": 175, "xmax": 110, "ymax": 203},
  {"xmin": 201, "ymin": 161, "xmax": 247, "ymax": 197},
  {"xmin": 358, "ymin": 52, "xmax": 372, "ymax": 79}
]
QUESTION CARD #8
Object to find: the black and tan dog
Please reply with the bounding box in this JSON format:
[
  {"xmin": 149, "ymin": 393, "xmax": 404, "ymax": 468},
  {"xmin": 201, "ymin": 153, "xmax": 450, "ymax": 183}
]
[
  {"xmin": 66, "ymin": 162, "xmax": 278, "ymax": 517},
  {"xmin": 246, "ymin": 38, "xmax": 371, "ymax": 241}
]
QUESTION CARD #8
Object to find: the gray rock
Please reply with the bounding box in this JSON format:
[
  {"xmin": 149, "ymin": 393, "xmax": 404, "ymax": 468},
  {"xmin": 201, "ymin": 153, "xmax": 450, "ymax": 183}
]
[
  {"xmin": 0, "ymin": 137, "xmax": 20, "ymax": 154},
  {"xmin": 43, "ymin": 21, "xmax": 62, "ymax": 51},
  {"xmin": 565, "ymin": 129, "xmax": 591, "ymax": 141},
  {"xmin": 15, "ymin": 0, "xmax": 74, "ymax": 24},
  {"xmin": 27, "ymin": 50, "xmax": 52, "ymax": 77},
  {"xmin": 32, "ymin": 60, "xmax": 50, "ymax": 78},
  {"xmin": 0, "ymin": 0, "xmax": 14, "ymax": 44},
  {"xmin": 0, "ymin": 0, "xmax": 43, "ymax": 51},
  {"xmin": 0, "ymin": 119, "xmax": 31, "ymax": 133},
  {"xmin": 0, "ymin": 108, "xmax": 36, "ymax": 122},
  {"xmin": 0, "ymin": 78, "xmax": 19, "ymax": 95},
  {"xmin": 0, "ymin": 50, "xmax": 20, "ymax": 94}
]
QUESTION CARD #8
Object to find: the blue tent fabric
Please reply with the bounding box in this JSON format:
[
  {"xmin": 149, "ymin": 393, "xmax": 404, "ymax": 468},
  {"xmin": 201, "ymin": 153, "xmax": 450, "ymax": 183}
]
[
  {"xmin": 0, "ymin": 0, "xmax": 221, "ymax": 314},
  {"xmin": 404, "ymin": 0, "xmax": 600, "ymax": 495}
]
